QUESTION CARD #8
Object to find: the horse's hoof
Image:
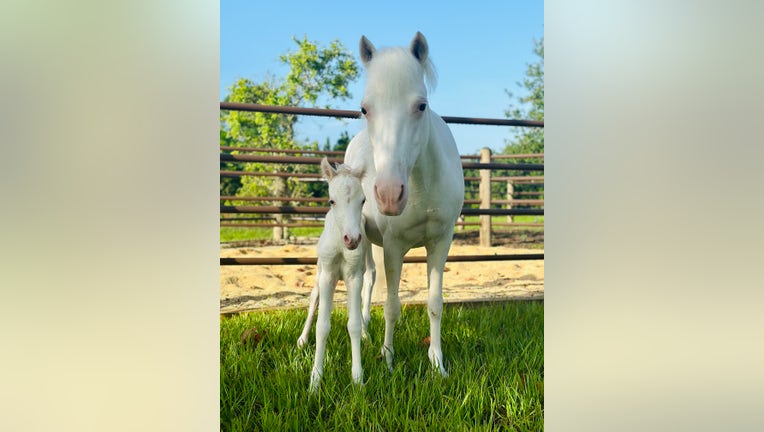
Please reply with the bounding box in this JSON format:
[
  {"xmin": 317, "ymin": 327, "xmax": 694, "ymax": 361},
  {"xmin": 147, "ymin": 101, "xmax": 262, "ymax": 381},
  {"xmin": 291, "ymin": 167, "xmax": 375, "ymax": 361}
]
[
  {"xmin": 309, "ymin": 371, "xmax": 321, "ymax": 393},
  {"xmin": 428, "ymin": 347, "xmax": 448, "ymax": 377},
  {"xmin": 297, "ymin": 337, "xmax": 307, "ymax": 348},
  {"xmin": 381, "ymin": 345, "xmax": 394, "ymax": 372},
  {"xmin": 352, "ymin": 370, "xmax": 363, "ymax": 385}
]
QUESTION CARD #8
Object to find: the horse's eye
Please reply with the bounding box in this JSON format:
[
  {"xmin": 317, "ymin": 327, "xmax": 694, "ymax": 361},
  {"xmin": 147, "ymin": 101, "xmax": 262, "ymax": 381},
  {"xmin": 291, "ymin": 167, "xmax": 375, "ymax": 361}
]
[
  {"xmin": 329, "ymin": 199, "xmax": 335, "ymax": 206},
  {"xmin": 361, "ymin": 198, "xmax": 366, "ymax": 205},
  {"xmin": 361, "ymin": 107, "xmax": 367, "ymax": 115},
  {"xmin": 418, "ymin": 103, "xmax": 427, "ymax": 112}
]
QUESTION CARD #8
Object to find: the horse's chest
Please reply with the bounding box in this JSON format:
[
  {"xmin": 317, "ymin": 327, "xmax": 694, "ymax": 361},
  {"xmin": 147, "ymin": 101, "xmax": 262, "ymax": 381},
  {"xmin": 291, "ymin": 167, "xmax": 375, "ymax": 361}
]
[{"xmin": 371, "ymin": 204, "xmax": 450, "ymax": 247}]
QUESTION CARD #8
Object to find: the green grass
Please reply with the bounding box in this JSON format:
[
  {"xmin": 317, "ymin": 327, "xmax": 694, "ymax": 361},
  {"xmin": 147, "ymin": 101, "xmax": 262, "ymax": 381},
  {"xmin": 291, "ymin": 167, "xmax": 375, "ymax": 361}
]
[
  {"xmin": 461, "ymin": 215, "xmax": 545, "ymax": 228},
  {"xmin": 220, "ymin": 216, "xmax": 543, "ymax": 243},
  {"xmin": 221, "ymin": 301, "xmax": 544, "ymax": 431},
  {"xmin": 220, "ymin": 226, "xmax": 324, "ymax": 242}
]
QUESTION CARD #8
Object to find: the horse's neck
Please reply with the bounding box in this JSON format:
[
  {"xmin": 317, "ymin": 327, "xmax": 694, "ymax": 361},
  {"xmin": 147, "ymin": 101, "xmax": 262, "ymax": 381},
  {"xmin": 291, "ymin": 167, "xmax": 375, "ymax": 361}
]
[{"xmin": 411, "ymin": 114, "xmax": 452, "ymax": 187}]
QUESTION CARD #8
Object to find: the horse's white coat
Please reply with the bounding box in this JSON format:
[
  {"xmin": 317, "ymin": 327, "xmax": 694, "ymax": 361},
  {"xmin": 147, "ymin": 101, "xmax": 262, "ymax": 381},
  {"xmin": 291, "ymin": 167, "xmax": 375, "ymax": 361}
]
[
  {"xmin": 345, "ymin": 32, "xmax": 465, "ymax": 375},
  {"xmin": 297, "ymin": 158, "xmax": 371, "ymax": 392}
]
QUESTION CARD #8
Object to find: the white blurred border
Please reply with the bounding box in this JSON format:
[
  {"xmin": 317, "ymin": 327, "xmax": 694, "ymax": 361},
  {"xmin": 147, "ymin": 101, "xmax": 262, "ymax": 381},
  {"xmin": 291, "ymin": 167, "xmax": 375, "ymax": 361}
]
[
  {"xmin": 546, "ymin": 1, "xmax": 764, "ymax": 430},
  {"xmin": 0, "ymin": 1, "xmax": 219, "ymax": 430},
  {"xmin": 2, "ymin": 1, "xmax": 763, "ymax": 430}
]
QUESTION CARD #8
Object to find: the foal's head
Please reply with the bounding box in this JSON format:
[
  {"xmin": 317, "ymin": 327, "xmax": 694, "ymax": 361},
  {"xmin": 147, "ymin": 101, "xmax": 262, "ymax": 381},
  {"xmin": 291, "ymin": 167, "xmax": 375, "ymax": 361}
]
[
  {"xmin": 321, "ymin": 158, "xmax": 366, "ymax": 250},
  {"xmin": 358, "ymin": 31, "xmax": 436, "ymax": 216}
]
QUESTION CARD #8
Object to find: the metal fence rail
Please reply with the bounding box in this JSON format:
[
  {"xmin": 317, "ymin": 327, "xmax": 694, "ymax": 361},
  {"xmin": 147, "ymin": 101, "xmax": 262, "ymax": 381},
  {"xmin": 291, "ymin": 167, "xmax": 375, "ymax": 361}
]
[
  {"xmin": 221, "ymin": 152, "xmax": 544, "ymax": 171},
  {"xmin": 220, "ymin": 102, "xmax": 544, "ymax": 127},
  {"xmin": 220, "ymin": 145, "xmax": 542, "ymax": 160},
  {"xmin": 220, "ymin": 205, "xmax": 543, "ymax": 216},
  {"xmin": 219, "ymin": 103, "xmax": 544, "ymax": 264},
  {"xmin": 221, "ymin": 253, "xmax": 544, "ymax": 266}
]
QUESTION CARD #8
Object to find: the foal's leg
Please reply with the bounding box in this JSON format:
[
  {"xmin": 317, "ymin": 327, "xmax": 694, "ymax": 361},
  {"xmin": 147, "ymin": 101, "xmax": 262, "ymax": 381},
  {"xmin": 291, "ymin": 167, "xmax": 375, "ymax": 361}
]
[
  {"xmin": 425, "ymin": 236, "xmax": 452, "ymax": 377},
  {"xmin": 381, "ymin": 245, "xmax": 404, "ymax": 371},
  {"xmin": 297, "ymin": 266, "xmax": 321, "ymax": 348},
  {"xmin": 360, "ymin": 244, "xmax": 376, "ymax": 338},
  {"xmin": 310, "ymin": 266, "xmax": 336, "ymax": 392},
  {"xmin": 346, "ymin": 270, "xmax": 364, "ymax": 384}
]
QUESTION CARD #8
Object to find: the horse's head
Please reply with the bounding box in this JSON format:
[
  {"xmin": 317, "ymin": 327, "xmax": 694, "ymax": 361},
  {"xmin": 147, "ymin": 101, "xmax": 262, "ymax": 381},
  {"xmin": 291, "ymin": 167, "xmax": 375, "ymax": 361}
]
[
  {"xmin": 359, "ymin": 32, "xmax": 436, "ymax": 216},
  {"xmin": 321, "ymin": 158, "xmax": 366, "ymax": 250}
]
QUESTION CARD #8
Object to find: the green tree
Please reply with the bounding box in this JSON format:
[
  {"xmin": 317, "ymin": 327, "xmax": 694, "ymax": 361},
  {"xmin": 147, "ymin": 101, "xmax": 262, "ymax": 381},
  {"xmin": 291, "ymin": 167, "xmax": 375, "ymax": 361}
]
[
  {"xmin": 500, "ymin": 38, "xmax": 544, "ymax": 210},
  {"xmin": 219, "ymin": 128, "xmax": 241, "ymax": 197},
  {"xmin": 221, "ymin": 36, "xmax": 359, "ymax": 198},
  {"xmin": 503, "ymin": 37, "xmax": 544, "ymax": 156},
  {"xmin": 306, "ymin": 131, "xmax": 352, "ymax": 199},
  {"xmin": 330, "ymin": 130, "xmax": 351, "ymax": 154},
  {"xmin": 220, "ymin": 36, "xmax": 359, "ymax": 239}
]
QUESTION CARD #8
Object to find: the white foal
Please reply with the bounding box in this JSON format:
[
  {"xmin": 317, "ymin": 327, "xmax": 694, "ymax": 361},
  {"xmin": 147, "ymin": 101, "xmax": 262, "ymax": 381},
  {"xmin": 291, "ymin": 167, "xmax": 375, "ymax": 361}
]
[{"xmin": 296, "ymin": 158, "xmax": 372, "ymax": 392}]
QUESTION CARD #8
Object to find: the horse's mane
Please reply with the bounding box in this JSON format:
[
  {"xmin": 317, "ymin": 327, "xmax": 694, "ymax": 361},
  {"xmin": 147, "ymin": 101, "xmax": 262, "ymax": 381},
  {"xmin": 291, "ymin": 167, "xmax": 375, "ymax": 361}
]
[{"xmin": 366, "ymin": 47, "xmax": 437, "ymax": 94}]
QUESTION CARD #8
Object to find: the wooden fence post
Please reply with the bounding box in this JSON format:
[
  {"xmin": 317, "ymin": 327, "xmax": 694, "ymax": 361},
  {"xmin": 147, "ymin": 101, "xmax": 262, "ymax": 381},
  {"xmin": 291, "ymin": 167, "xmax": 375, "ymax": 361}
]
[
  {"xmin": 273, "ymin": 176, "xmax": 287, "ymax": 241},
  {"xmin": 479, "ymin": 147, "xmax": 492, "ymax": 247},
  {"xmin": 506, "ymin": 180, "xmax": 514, "ymax": 224}
]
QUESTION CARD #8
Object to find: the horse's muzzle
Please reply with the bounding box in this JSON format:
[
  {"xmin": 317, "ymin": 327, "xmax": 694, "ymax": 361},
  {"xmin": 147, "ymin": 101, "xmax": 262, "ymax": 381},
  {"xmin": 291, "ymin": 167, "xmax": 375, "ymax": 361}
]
[{"xmin": 374, "ymin": 182, "xmax": 407, "ymax": 216}]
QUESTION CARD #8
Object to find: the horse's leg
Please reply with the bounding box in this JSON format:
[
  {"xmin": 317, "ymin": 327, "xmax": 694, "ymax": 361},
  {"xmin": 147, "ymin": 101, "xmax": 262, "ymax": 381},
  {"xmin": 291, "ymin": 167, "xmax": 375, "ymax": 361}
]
[
  {"xmin": 361, "ymin": 244, "xmax": 378, "ymax": 338},
  {"xmin": 425, "ymin": 236, "xmax": 452, "ymax": 377},
  {"xmin": 310, "ymin": 266, "xmax": 336, "ymax": 392},
  {"xmin": 381, "ymin": 244, "xmax": 404, "ymax": 372},
  {"xmin": 346, "ymin": 269, "xmax": 364, "ymax": 385},
  {"xmin": 297, "ymin": 266, "xmax": 321, "ymax": 348}
]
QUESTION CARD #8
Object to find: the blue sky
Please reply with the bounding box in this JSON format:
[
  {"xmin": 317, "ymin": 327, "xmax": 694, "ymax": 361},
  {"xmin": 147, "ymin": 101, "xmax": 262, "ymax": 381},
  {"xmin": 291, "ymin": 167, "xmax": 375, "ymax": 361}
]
[{"xmin": 221, "ymin": 0, "xmax": 543, "ymax": 155}]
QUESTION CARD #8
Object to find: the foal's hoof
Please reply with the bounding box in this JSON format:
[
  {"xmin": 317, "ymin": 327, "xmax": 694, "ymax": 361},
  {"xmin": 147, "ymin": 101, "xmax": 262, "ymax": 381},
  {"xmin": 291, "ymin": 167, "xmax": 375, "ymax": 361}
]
[{"xmin": 297, "ymin": 336, "xmax": 308, "ymax": 349}]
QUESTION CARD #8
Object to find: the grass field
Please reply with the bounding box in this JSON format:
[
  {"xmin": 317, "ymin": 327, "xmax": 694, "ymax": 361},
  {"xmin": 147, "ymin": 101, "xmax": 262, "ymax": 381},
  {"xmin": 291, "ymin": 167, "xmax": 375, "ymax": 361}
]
[
  {"xmin": 221, "ymin": 301, "xmax": 544, "ymax": 431},
  {"xmin": 220, "ymin": 215, "xmax": 544, "ymax": 243}
]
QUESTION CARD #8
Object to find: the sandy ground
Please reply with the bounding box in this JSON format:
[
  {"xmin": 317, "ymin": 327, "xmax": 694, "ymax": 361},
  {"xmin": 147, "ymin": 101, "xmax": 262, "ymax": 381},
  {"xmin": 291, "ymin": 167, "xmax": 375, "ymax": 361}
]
[{"xmin": 220, "ymin": 241, "xmax": 543, "ymax": 314}]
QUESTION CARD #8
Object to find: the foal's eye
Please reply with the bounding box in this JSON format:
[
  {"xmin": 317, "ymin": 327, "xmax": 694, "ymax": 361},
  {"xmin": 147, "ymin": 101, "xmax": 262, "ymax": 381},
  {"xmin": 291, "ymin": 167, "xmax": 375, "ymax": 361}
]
[
  {"xmin": 361, "ymin": 107, "xmax": 367, "ymax": 115},
  {"xmin": 418, "ymin": 103, "xmax": 427, "ymax": 112},
  {"xmin": 329, "ymin": 199, "xmax": 335, "ymax": 206},
  {"xmin": 361, "ymin": 198, "xmax": 366, "ymax": 205}
]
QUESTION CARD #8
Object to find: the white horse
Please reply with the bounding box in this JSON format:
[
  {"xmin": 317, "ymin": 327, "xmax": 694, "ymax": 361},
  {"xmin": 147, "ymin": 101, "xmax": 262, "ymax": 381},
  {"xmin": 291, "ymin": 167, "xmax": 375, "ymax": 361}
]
[
  {"xmin": 344, "ymin": 32, "xmax": 465, "ymax": 376},
  {"xmin": 297, "ymin": 158, "xmax": 372, "ymax": 391}
]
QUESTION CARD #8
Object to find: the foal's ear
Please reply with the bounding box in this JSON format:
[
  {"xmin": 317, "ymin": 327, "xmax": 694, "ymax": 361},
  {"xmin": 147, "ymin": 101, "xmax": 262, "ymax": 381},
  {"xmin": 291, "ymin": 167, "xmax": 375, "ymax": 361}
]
[
  {"xmin": 409, "ymin": 31, "xmax": 428, "ymax": 64},
  {"xmin": 320, "ymin": 157, "xmax": 336, "ymax": 180},
  {"xmin": 351, "ymin": 165, "xmax": 366, "ymax": 180},
  {"xmin": 359, "ymin": 35, "xmax": 376, "ymax": 66}
]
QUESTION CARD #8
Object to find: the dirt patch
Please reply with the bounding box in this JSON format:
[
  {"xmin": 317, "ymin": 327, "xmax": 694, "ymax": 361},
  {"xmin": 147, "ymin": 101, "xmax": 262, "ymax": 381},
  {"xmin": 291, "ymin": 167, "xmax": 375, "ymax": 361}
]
[{"xmin": 220, "ymin": 232, "xmax": 543, "ymax": 314}]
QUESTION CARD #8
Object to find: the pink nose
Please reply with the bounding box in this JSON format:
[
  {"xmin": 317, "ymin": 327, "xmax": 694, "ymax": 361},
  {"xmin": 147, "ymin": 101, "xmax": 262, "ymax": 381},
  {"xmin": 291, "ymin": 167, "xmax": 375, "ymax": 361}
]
[
  {"xmin": 343, "ymin": 234, "xmax": 361, "ymax": 250},
  {"xmin": 374, "ymin": 182, "xmax": 407, "ymax": 216}
]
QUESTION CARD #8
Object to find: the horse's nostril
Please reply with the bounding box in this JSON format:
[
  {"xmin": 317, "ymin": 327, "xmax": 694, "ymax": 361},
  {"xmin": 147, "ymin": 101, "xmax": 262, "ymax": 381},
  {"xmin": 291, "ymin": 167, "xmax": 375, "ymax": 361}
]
[{"xmin": 398, "ymin": 185, "xmax": 405, "ymax": 202}]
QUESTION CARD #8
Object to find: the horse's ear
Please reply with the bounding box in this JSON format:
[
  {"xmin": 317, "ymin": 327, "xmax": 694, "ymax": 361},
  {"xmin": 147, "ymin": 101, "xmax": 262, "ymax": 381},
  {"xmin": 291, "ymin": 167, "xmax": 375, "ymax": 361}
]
[
  {"xmin": 320, "ymin": 157, "xmax": 336, "ymax": 180},
  {"xmin": 359, "ymin": 35, "xmax": 376, "ymax": 66},
  {"xmin": 409, "ymin": 31, "xmax": 428, "ymax": 64}
]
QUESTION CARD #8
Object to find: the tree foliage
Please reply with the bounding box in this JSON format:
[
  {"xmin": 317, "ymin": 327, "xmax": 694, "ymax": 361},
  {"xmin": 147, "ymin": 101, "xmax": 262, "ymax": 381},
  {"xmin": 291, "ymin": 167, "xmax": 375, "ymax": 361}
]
[
  {"xmin": 495, "ymin": 38, "xmax": 545, "ymax": 203},
  {"xmin": 220, "ymin": 36, "xmax": 360, "ymax": 199},
  {"xmin": 503, "ymin": 37, "xmax": 544, "ymax": 156}
]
